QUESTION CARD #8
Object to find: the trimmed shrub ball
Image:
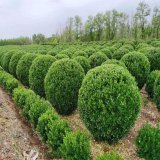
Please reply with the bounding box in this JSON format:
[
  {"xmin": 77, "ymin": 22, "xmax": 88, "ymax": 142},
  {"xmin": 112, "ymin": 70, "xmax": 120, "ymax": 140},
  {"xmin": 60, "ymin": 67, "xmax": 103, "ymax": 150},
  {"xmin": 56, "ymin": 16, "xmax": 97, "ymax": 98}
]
[
  {"xmin": 113, "ymin": 47, "xmax": 130, "ymax": 60},
  {"xmin": 96, "ymin": 152, "xmax": 124, "ymax": 160},
  {"xmin": 29, "ymin": 55, "xmax": 56, "ymax": 97},
  {"xmin": 45, "ymin": 59, "xmax": 85, "ymax": 115},
  {"xmin": 72, "ymin": 51, "xmax": 88, "ymax": 58},
  {"xmin": 73, "ymin": 56, "xmax": 91, "ymax": 73},
  {"xmin": 102, "ymin": 59, "xmax": 126, "ymax": 69},
  {"xmin": 55, "ymin": 54, "xmax": 69, "ymax": 60},
  {"xmin": 154, "ymin": 75, "xmax": 160, "ymax": 110},
  {"xmin": 9, "ymin": 52, "xmax": 26, "ymax": 77},
  {"xmin": 145, "ymin": 49, "xmax": 160, "ymax": 71},
  {"xmin": 146, "ymin": 70, "xmax": 160, "ymax": 98},
  {"xmin": 89, "ymin": 52, "xmax": 108, "ymax": 68},
  {"xmin": 16, "ymin": 53, "xmax": 38, "ymax": 86},
  {"xmin": 136, "ymin": 123, "xmax": 160, "ymax": 160},
  {"xmin": 1, "ymin": 51, "xmax": 15, "ymax": 72},
  {"xmin": 78, "ymin": 64, "xmax": 141, "ymax": 143},
  {"xmin": 101, "ymin": 48, "xmax": 113, "ymax": 59},
  {"xmin": 121, "ymin": 52, "xmax": 150, "ymax": 89},
  {"xmin": 60, "ymin": 131, "xmax": 91, "ymax": 160}
]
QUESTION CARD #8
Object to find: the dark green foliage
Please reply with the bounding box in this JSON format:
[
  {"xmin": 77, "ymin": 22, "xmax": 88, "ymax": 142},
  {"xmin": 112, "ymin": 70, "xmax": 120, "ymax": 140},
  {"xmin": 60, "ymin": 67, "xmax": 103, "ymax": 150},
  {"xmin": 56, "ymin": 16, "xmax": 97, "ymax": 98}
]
[
  {"xmin": 121, "ymin": 52, "xmax": 150, "ymax": 89},
  {"xmin": 0, "ymin": 69, "xmax": 19, "ymax": 94},
  {"xmin": 96, "ymin": 152, "xmax": 124, "ymax": 160},
  {"xmin": 73, "ymin": 56, "xmax": 91, "ymax": 73},
  {"xmin": 16, "ymin": 53, "xmax": 38, "ymax": 86},
  {"xmin": 1, "ymin": 51, "xmax": 15, "ymax": 72},
  {"xmin": 146, "ymin": 70, "xmax": 160, "ymax": 98},
  {"xmin": 145, "ymin": 49, "xmax": 160, "ymax": 71},
  {"xmin": 13, "ymin": 87, "xmax": 34, "ymax": 109},
  {"xmin": 72, "ymin": 51, "xmax": 88, "ymax": 58},
  {"xmin": 154, "ymin": 75, "xmax": 160, "ymax": 110},
  {"xmin": 84, "ymin": 48, "xmax": 96, "ymax": 57},
  {"xmin": 136, "ymin": 123, "xmax": 160, "ymax": 160},
  {"xmin": 102, "ymin": 59, "xmax": 126, "ymax": 68},
  {"xmin": 29, "ymin": 99, "xmax": 52, "ymax": 128},
  {"xmin": 89, "ymin": 52, "xmax": 108, "ymax": 68},
  {"xmin": 47, "ymin": 50, "xmax": 57, "ymax": 56},
  {"xmin": 9, "ymin": 52, "xmax": 25, "ymax": 77},
  {"xmin": 60, "ymin": 131, "xmax": 91, "ymax": 160},
  {"xmin": 47, "ymin": 119, "xmax": 71, "ymax": 156},
  {"xmin": 21, "ymin": 90, "xmax": 40, "ymax": 120},
  {"xmin": 45, "ymin": 59, "xmax": 85, "ymax": 115},
  {"xmin": 29, "ymin": 55, "xmax": 56, "ymax": 97},
  {"xmin": 101, "ymin": 48, "xmax": 113, "ymax": 59},
  {"xmin": 78, "ymin": 64, "xmax": 141, "ymax": 143},
  {"xmin": 37, "ymin": 109, "xmax": 59, "ymax": 142},
  {"xmin": 55, "ymin": 54, "xmax": 69, "ymax": 60},
  {"xmin": 113, "ymin": 47, "xmax": 130, "ymax": 60}
]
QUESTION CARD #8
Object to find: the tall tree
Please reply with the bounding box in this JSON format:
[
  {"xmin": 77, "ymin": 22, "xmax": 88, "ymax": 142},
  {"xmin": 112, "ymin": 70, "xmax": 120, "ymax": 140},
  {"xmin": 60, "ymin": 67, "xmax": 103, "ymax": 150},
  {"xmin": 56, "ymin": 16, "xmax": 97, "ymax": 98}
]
[
  {"xmin": 74, "ymin": 16, "xmax": 83, "ymax": 40},
  {"xmin": 135, "ymin": 2, "xmax": 151, "ymax": 39}
]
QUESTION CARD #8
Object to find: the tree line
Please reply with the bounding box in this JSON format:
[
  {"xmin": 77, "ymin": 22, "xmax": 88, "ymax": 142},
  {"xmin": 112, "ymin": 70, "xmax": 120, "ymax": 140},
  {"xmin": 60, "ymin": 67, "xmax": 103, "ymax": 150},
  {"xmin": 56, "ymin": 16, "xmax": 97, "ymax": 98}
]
[{"xmin": 0, "ymin": 2, "xmax": 160, "ymax": 45}]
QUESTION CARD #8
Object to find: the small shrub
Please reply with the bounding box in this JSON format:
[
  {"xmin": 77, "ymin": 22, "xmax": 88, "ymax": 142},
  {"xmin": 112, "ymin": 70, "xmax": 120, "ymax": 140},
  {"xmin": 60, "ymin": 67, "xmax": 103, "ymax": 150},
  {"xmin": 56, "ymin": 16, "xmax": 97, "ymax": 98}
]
[
  {"xmin": 113, "ymin": 47, "xmax": 129, "ymax": 60},
  {"xmin": 101, "ymin": 48, "xmax": 112, "ymax": 59},
  {"xmin": 78, "ymin": 64, "xmax": 141, "ymax": 143},
  {"xmin": 37, "ymin": 109, "xmax": 59, "ymax": 142},
  {"xmin": 89, "ymin": 52, "xmax": 108, "ymax": 68},
  {"xmin": 154, "ymin": 75, "xmax": 160, "ymax": 110},
  {"xmin": 9, "ymin": 52, "xmax": 26, "ymax": 77},
  {"xmin": 1, "ymin": 51, "xmax": 15, "ymax": 72},
  {"xmin": 72, "ymin": 51, "xmax": 88, "ymax": 58},
  {"xmin": 16, "ymin": 53, "xmax": 38, "ymax": 86},
  {"xmin": 73, "ymin": 56, "xmax": 91, "ymax": 73},
  {"xmin": 29, "ymin": 55, "xmax": 56, "ymax": 97},
  {"xmin": 121, "ymin": 52, "xmax": 150, "ymax": 89},
  {"xmin": 55, "ymin": 54, "xmax": 69, "ymax": 60},
  {"xmin": 29, "ymin": 99, "xmax": 52, "ymax": 128},
  {"xmin": 96, "ymin": 152, "xmax": 124, "ymax": 160},
  {"xmin": 45, "ymin": 59, "xmax": 85, "ymax": 115},
  {"xmin": 136, "ymin": 123, "xmax": 160, "ymax": 160},
  {"xmin": 146, "ymin": 70, "xmax": 160, "ymax": 98},
  {"xmin": 47, "ymin": 119, "xmax": 71, "ymax": 156},
  {"xmin": 60, "ymin": 131, "xmax": 91, "ymax": 160}
]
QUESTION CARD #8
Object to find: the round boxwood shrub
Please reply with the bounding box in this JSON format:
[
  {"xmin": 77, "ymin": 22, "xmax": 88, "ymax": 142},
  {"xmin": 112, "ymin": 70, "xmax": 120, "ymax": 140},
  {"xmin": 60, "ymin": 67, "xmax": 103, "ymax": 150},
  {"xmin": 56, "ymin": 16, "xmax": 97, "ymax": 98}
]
[
  {"xmin": 16, "ymin": 53, "xmax": 38, "ymax": 86},
  {"xmin": 146, "ymin": 70, "xmax": 160, "ymax": 98},
  {"xmin": 96, "ymin": 152, "xmax": 124, "ymax": 160},
  {"xmin": 72, "ymin": 51, "xmax": 88, "ymax": 58},
  {"xmin": 37, "ymin": 108, "xmax": 59, "ymax": 142},
  {"xmin": 47, "ymin": 119, "xmax": 71, "ymax": 156},
  {"xmin": 9, "ymin": 52, "xmax": 26, "ymax": 77},
  {"xmin": 2, "ymin": 51, "xmax": 15, "ymax": 72},
  {"xmin": 113, "ymin": 47, "xmax": 130, "ymax": 60},
  {"xmin": 154, "ymin": 75, "xmax": 160, "ymax": 110},
  {"xmin": 89, "ymin": 52, "xmax": 108, "ymax": 68},
  {"xmin": 102, "ymin": 59, "xmax": 126, "ymax": 69},
  {"xmin": 145, "ymin": 49, "xmax": 160, "ymax": 71},
  {"xmin": 45, "ymin": 59, "xmax": 85, "ymax": 115},
  {"xmin": 121, "ymin": 52, "xmax": 150, "ymax": 89},
  {"xmin": 29, "ymin": 55, "xmax": 56, "ymax": 97},
  {"xmin": 84, "ymin": 47, "xmax": 96, "ymax": 57},
  {"xmin": 55, "ymin": 54, "xmax": 69, "ymax": 60},
  {"xmin": 60, "ymin": 131, "xmax": 91, "ymax": 160},
  {"xmin": 136, "ymin": 123, "xmax": 160, "ymax": 160},
  {"xmin": 78, "ymin": 64, "xmax": 141, "ymax": 143},
  {"xmin": 73, "ymin": 56, "xmax": 91, "ymax": 73},
  {"xmin": 47, "ymin": 50, "xmax": 57, "ymax": 56},
  {"xmin": 101, "ymin": 48, "xmax": 112, "ymax": 59}
]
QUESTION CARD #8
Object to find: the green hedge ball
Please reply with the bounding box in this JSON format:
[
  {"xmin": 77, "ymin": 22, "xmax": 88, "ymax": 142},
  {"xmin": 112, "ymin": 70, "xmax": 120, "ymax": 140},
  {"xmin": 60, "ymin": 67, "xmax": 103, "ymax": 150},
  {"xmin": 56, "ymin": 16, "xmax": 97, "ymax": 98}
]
[
  {"xmin": 45, "ymin": 59, "xmax": 85, "ymax": 115},
  {"xmin": 78, "ymin": 64, "xmax": 141, "ymax": 143},
  {"xmin": 29, "ymin": 55, "xmax": 56, "ymax": 97}
]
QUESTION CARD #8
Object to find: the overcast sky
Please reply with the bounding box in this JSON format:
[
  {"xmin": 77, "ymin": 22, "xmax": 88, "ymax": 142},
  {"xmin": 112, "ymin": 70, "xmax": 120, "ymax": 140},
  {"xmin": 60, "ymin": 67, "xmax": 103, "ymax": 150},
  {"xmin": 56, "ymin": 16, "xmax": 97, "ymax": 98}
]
[{"xmin": 0, "ymin": 0, "xmax": 159, "ymax": 39}]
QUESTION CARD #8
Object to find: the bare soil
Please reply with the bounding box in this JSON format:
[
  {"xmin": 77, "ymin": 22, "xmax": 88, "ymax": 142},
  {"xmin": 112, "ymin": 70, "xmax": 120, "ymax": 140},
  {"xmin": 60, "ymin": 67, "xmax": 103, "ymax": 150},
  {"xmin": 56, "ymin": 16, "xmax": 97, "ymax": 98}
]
[
  {"xmin": 0, "ymin": 86, "xmax": 160, "ymax": 160},
  {"xmin": 0, "ymin": 87, "xmax": 48, "ymax": 160}
]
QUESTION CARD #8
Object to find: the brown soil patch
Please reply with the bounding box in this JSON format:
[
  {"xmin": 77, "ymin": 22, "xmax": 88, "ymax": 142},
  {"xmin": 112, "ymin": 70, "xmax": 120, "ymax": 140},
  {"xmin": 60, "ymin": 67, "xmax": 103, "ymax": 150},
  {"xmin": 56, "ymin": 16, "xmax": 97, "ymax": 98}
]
[{"xmin": 0, "ymin": 87, "xmax": 48, "ymax": 160}]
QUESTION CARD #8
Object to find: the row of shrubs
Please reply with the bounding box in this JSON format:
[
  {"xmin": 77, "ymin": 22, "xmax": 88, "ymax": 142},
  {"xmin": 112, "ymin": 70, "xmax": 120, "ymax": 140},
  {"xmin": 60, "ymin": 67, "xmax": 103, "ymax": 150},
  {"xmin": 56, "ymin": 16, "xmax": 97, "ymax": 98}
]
[{"xmin": 0, "ymin": 67, "xmax": 125, "ymax": 160}]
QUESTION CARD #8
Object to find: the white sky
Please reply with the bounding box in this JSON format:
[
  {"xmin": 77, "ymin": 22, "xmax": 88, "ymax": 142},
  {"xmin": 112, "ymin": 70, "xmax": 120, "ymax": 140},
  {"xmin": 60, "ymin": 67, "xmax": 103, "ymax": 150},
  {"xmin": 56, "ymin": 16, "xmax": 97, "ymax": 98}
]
[{"xmin": 0, "ymin": 0, "xmax": 159, "ymax": 38}]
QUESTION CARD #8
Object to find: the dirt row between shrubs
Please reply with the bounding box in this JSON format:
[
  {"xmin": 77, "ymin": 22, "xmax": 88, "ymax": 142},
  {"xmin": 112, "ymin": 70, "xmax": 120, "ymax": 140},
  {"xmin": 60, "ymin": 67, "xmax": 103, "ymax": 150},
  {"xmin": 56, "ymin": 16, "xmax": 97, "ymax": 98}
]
[
  {"xmin": 0, "ymin": 86, "xmax": 160, "ymax": 160},
  {"xmin": 0, "ymin": 87, "xmax": 51, "ymax": 160},
  {"xmin": 61, "ymin": 90, "xmax": 160, "ymax": 160}
]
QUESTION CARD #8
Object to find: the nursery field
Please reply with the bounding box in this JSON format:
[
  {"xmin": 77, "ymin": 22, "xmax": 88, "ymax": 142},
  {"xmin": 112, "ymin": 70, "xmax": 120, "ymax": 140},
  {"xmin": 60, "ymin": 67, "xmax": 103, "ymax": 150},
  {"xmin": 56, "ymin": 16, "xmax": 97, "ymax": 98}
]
[{"xmin": 0, "ymin": 40, "xmax": 160, "ymax": 160}]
